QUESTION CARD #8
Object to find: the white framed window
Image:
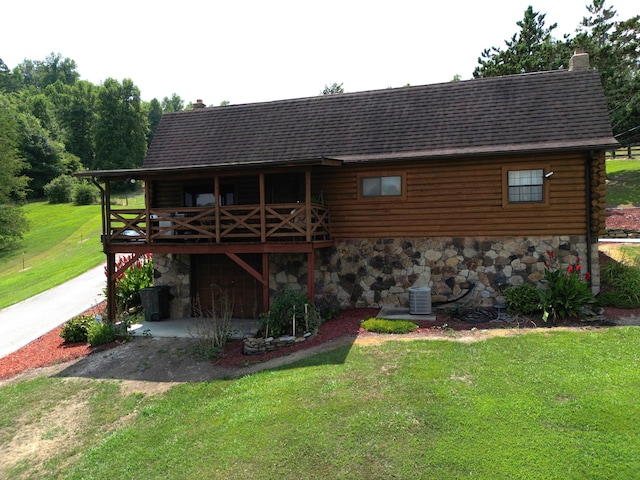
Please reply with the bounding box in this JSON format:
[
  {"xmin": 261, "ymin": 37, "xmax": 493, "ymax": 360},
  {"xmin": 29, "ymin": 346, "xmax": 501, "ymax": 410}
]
[
  {"xmin": 360, "ymin": 175, "xmax": 403, "ymax": 197},
  {"xmin": 507, "ymin": 169, "xmax": 544, "ymax": 203}
]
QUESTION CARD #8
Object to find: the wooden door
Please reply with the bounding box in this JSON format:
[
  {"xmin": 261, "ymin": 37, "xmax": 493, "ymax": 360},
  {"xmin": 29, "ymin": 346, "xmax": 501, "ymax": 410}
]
[{"xmin": 191, "ymin": 254, "xmax": 263, "ymax": 319}]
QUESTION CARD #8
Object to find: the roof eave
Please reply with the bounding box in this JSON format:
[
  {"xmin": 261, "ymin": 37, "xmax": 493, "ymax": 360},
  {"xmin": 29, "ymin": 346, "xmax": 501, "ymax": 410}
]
[
  {"xmin": 335, "ymin": 138, "xmax": 619, "ymax": 163},
  {"xmin": 76, "ymin": 157, "xmax": 343, "ymax": 180}
]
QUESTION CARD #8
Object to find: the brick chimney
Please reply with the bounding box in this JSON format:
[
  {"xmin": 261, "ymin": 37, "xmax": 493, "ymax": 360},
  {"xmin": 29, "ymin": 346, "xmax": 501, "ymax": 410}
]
[
  {"xmin": 192, "ymin": 99, "xmax": 206, "ymax": 109},
  {"xmin": 569, "ymin": 50, "xmax": 590, "ymax": 71}
]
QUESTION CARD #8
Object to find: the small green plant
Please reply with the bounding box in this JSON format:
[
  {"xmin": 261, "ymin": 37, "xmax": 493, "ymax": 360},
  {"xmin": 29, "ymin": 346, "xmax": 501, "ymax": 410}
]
[
  {"xmin": 259, "ymin": 289, "xmax": 321, "ymax": 337},
  {"xmin": 538, "ymin": 250, "xmax": 594, "ymax": 324},
  {"xmin": 505, "ymin": 284, "xmax": 542, "ymax": 315},
  {"xmin": 60, "ymin": 315, "xmax": 94, "ymax": 343},
  {"xmin": 87, "ymin": 321, "xmax": 116, "ymax": 347},
  {"xmin": 360, "ymin": 318, "xmax": 418, "ymax": 334}
]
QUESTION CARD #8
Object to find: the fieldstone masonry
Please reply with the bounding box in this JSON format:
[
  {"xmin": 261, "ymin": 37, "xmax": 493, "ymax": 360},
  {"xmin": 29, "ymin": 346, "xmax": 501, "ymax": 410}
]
[
  {"xmin": 273, "ymin": 236, "xmax": 599, "ymax": 309},
  {"xmin": 153, "ymin": 253, "xmax": 191, "ymax": 318},
  {"xmin": 153, "ymin": 236, "xmax": 600, "ymax": 317}
]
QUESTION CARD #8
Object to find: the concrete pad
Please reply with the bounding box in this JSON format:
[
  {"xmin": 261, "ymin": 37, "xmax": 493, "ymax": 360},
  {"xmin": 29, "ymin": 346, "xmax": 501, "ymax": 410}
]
[
  {"xmin": 127, "ymin": 318, "xmax": 260, "ymax": 340},
  {"xmin": 377, "ymin": 306, "xmax": 436, "ymax": 322}
]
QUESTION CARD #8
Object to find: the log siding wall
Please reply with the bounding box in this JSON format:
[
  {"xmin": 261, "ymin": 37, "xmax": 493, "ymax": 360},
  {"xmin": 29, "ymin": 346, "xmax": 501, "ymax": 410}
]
[{"xmin": 314, "ymin": 152, "xmax": 605, "ymax": 239}]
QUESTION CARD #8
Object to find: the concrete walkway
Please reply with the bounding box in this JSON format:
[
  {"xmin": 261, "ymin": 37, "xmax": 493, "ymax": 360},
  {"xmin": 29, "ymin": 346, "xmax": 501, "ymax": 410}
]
[{"xmin": 0, "ymin": 264, "xmax": 106, "ymax": 358}]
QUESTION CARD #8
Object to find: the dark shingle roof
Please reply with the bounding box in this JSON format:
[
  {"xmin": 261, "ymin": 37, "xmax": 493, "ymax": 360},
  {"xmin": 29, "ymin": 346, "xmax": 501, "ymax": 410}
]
[{"xmin": 144, "ymin": 69, "xmax": 617, "ymax": 170}]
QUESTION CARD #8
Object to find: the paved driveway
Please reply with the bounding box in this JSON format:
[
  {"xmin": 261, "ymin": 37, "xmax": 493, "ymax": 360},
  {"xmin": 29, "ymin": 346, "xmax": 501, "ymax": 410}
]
[{"xmin": 0, "ymin": 264, "xmax": 105, "ymax": 358}]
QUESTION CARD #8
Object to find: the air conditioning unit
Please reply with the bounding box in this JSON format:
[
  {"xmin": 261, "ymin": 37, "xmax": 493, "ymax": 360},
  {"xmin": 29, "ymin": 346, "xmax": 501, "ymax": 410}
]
[{"xmin": 408, "ymin": 286, "xmax": 432, "ymax": 315}]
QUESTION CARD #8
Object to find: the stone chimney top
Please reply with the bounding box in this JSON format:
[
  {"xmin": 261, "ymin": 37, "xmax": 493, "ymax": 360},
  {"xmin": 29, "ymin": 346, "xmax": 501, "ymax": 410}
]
[
  {"xmin": 192, "ymin": 99, "xmax": 206, "ymax": 109},
  {"xmin": 569, "ymin": 50, "xmax": 590, "ymax": 71}
]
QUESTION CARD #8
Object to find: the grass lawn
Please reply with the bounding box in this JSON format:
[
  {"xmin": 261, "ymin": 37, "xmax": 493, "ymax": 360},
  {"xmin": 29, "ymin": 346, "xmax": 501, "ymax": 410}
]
[
  {"xmin": 2, "ymin": 328, "xmax": 638, "ymax": 479},
  {"xmin": 0, "ymin": 193, "xmax": 143, "ymax": 310},
  {"xmin": 605, "ymin": 159, "xmax": 640, "ymax": 207}
]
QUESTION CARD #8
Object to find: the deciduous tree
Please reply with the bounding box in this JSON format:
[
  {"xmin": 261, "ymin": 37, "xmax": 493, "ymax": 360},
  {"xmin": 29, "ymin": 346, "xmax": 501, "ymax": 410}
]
[
  {"xmin": 93, "ymin": 78, "xmax": 148, "ymax": 171},
  {"xmin": 0, "ymin": 95, "xmax": 29, "ymax": 250},
  {"xmin": 146, "ymin": 98, "xmax": 162, "ymax": 147}
]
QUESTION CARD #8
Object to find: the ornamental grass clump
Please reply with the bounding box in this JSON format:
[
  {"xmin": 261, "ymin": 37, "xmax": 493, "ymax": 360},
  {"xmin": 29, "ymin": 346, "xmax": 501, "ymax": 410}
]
[
  {"xmin": 598, "ymin": 257, "xmax": 640, "ymax": 308},
  {"xmin": 361, "ymin": 318, "xmax": 418, "ymax": 334},
  {"xmin": 538, "ymin": 250, "xmax": 594, "ymax": 324}
]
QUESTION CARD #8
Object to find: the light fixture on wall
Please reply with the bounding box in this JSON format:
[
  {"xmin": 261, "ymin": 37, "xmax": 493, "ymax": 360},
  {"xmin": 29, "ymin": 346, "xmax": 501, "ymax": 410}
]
[{"xmin": 544, "ymin": 171, "xmax": 554, "ymax": 179}]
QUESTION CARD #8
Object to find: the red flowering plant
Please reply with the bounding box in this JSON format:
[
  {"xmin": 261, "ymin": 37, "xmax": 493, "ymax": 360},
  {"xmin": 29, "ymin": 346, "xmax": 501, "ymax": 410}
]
[
  {"xmin": 538, "ymin": 250, "xmax": 594, "ymax": 324},
  {"xmin": 105, "ymin": 253, "xmax": 154, "ymax": 313}
]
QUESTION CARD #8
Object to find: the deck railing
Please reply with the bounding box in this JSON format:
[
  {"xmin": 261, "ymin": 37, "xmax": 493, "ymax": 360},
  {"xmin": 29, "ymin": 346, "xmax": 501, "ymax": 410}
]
[{"xmin": 107, "ymin": 203, "xmax": 330, "ymax": 244}]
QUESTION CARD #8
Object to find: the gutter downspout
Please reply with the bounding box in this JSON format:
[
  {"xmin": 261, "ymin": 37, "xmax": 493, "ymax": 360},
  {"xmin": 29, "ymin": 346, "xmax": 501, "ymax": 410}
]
[{"xmin": 585, "ymin": 152, "xmax": 594, "ymax": 282}]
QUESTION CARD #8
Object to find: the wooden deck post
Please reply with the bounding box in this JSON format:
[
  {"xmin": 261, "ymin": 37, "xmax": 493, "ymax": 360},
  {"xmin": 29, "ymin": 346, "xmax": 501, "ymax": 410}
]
[
  {"xmin": 262, "ymin": 253, "xmax": 270, "ymax": 313},
  {"xmin": 260, "ymin": 173, "xmax": 266, "ymax": 242},
  {"xmin": 305, "ymin": 170, "xmax": 312, "ymax": 242},
  {"xmin": 106, "ymin": 252, "xmax": 116, "ymax": 322}
]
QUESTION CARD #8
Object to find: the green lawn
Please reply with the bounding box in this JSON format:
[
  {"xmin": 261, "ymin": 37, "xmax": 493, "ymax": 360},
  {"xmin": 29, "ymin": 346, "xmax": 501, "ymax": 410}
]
[
  {"xmin": 605, "ymin": 159, "xmax": 640, "ymax": 207},
  {"xmin": 0, "ymin": 193, "xmax": 144, "ymax": 310},
  {"xmin": 2, "ymin": 328, "xmax": 638, "ymax": 479}
]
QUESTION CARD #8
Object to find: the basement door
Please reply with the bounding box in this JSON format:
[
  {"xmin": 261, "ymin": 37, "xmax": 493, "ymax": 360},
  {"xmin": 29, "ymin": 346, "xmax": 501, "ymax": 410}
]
[{"xmin": 191, "ymin": 254, "xmax": 263, "ymax": 319}]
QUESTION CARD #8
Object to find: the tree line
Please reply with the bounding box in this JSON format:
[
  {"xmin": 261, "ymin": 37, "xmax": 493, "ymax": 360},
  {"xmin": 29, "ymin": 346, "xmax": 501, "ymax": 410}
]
[{"xmin": 0, "ymin": 53, "xmax": 188, "ymax": 250}]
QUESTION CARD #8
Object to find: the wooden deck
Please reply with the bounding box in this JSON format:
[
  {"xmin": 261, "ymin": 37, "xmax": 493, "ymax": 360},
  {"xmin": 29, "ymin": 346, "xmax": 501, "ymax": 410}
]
[{"xmin": 106, "ymin": 203, "xmax": 330, "ymax": 246}]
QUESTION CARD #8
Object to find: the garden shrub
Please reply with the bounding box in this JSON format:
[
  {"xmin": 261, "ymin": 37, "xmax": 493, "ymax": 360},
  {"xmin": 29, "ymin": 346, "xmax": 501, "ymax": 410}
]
[
  {"xmin": 110, "ymin": 253, "xmax": 154, "ymax": 312},
  {"xmin": 598, "ymin": 259, "xmax": 640, "ymax": 308},
  {"xmin": 73, "ymin": 182, "xmax": 98, "ymax": 205},
  {"xmin": 259, "ymin": 289, "xmax": 321, "ymax": 337},
  {"xmin": 361, "ymin": 318, "xmax": 418, "ymax": 334},
  {"xmin": 314, "ymin": 292, "xmax": 340, "ymax": 320},
  {"xmin": 505, "ymin": 284, "xmax": 541, "ymax": 315},
  {"xmin": 538, "ymin": 250, "xmax": 594, "ymax": 324},
  {"xmin": 87, "ymin": 321, "xmax": 116, "ymax": 347},
  {"xmin": 60, "ymin": 315, "xmax": 94, "ymax": 343},
  {"xmin": 44, "ymin": 175, "xmax": 75, "ymax": 204}
]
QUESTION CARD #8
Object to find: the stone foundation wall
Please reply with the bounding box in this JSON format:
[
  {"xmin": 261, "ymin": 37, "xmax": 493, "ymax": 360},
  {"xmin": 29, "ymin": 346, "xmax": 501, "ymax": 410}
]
[
  {"xmin": 153, "ymin": 253, "xmax": 191, "ymax": 318},
  {"xmin": 154, "ymin": 235, "xmax": 600, "ymax": 317},
  {"xmin": 270, "ymin": 236, "xmax": 599, "ymax": 310}
]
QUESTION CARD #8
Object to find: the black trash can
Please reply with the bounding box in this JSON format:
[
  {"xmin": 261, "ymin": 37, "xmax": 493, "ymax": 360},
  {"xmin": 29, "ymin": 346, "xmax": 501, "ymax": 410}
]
[
  {"xmin": 157, "ymin": 285, "xmax": 171, "ymax": 319},
  {"xmin": 140, "ymin": 286, "xmax": 171, "ymax": 322}
]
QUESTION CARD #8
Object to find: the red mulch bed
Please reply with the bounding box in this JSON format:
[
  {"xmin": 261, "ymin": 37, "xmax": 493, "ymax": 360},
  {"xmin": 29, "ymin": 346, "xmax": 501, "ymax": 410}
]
[
  {"xmin": 0, "ymin": 303, "xmax": 109, "ymax": 381},
  {"xmin": 2, "ymin": 209, "xmax": 640, "ymax": 381},
  {"xmin": 3, "ymin": 305, "xmax": 637, "ymax": 380},
  {"xmin": 605, "ymin": 207, "xmax": 640, "ymax": 230}
]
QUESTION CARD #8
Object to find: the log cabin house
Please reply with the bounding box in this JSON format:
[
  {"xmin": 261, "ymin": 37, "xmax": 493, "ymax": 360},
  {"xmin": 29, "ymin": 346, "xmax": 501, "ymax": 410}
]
[{"xmin": 81, "ymin": 52, "xmax": 617, "ymax": 321}]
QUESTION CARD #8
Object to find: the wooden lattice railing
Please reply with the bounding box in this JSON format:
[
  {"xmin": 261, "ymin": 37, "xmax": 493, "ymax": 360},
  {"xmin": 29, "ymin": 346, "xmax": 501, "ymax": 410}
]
[{"xmin": 106, "ymin": 203, "xmax": 330, "ymax": 244}]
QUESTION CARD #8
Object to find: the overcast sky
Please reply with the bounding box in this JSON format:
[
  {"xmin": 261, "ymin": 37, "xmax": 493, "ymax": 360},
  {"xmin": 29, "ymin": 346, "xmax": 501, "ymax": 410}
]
[{"xmin": 2, "ymin": 0, "xmax": 637, "ymax": 106}]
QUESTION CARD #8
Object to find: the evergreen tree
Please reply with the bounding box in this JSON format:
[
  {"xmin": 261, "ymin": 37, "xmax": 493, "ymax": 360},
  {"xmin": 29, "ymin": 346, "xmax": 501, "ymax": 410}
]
[
  {"xmin": 474, "ymin": 1, "xmax": 640, "ymax": 145},
  {"xmin": 474, "ymin": 6, "xmax": 571, "ymax": 78}
]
